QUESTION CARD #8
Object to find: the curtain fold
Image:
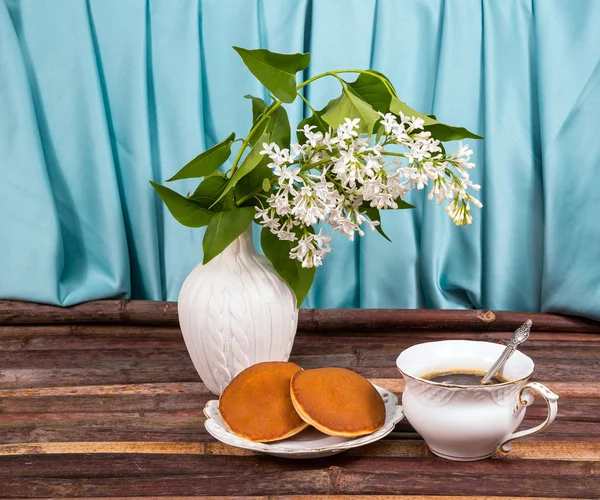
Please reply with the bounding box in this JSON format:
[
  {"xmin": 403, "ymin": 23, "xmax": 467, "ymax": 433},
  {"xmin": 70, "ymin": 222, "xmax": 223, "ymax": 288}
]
[{"xmin": 1, "ymin": 0, "xmax": 599, "ymax": 319}]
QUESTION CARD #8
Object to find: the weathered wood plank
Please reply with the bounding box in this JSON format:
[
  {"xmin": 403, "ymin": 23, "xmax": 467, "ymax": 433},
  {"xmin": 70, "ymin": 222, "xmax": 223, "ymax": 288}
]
[
  {"xmin": 301, "ymin": 309, "xmax": 600, "ymax": 334},
  {"xmin": 1, "ymin": 380, "xmax": 598, "ymax": 400},
  {"xmin": 1, "ymin": 300, "xmax": 598, "ymax": 333},
  {"xmin": 0, "ymin": 403, "xmax": 596, "ymax": 441},
  {"xmin": 0, "ymin": 392, "xmax": 206, "ymax": 413},
  {"xmin": 1, "ymin": 384, "xmax": 597, "ymax": 427},
  {"xmin": 0, "ymin": 366, "xmax": 201, "ymax": 389},
  {"xmin": 0, "ymin": 348, "xmax": 193, "ymax": 369},
  {"xmin": 0, "ymin": 454, "xmax": 594, "ymax": 478},
  {"xmin": 354, "ymin": 440, "xmax": 600, "ymax": 460},
  {"xmin": 0, "ymin": 416, "xmax": 595, "ymax": 446},
  {"xmin": 0, "ymin": 301, "xmax": 178, "ymax": 326},
  {"xmin": 0, "ymin": 382, "xmax": 206, "ymax": 398},
  {"xmin": 2, "ymin": 326, "xmax": 600, "ymax": 347},
  {"xmin": 4, "ymin": 497, "xmax": 583, "ymax": 500},
  {"xmin": 202, "ymin": 438, "xmax": 600, "ymax": 460},
  {"xmin": 0, "ymin": 442, "xmax": 205, "ymax": 455},
  {"xmin": 294, "ymin": 335, "xmax": 600, "ymax": 356},
  {"xmin": 0, "ymin": 362, "xmax": 594, "ymax": 391},
  {"xmin": 0, "ymin": 422, "xmax": 595, "ymax": 447},
  {"xmin": 336, "ymin": 457, "xmax": 599, "ymax": 497},
  {"xmin": 2, "ymin": 395, "xmax": 596, "ymax": 429},
  {"xmin": 2, "ymin": 330, "xmax": 600, "ymax": 352},
  {"xmin": 0, "ymin": 325, "xmax": 183, "ymax": 339},
  {"xmin": 0, "ymin": 456, "xmax": 596, "ymax": 497},
  {"xmin": 272, "ymin": 497, "xmax": 586, "ymax": 500},
  {"xmin": 0, "ymin": 419, "xmax": 598, "ymax": 457},
  {"xmin": 2, "ymin": 496, "xmax": 584, "ymax": 500},
  {"xmin": 0, "ymin": 335, "xmax": 184, "ymax": 350},
  {"xmin": 0, "ymin": 471, "xmax": 335, "ymax": 498},
  {"xmin": 0, "ymin": 355, "xmax": 595, "ymax": 389},
  {"xmin": 0, "ymin": 414, "xmax": 208, "ymax": 444}
]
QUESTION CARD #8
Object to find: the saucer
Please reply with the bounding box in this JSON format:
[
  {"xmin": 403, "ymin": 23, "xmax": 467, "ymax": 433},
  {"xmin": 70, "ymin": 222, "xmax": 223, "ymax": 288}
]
[{"xmin": 203, "ymin": 384, "xmax": 404, "ymax": 459}]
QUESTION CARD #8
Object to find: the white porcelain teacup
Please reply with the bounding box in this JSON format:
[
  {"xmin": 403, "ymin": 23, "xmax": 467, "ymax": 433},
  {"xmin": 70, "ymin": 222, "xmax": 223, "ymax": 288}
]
[{"xmin": 396, "ymin": 340, "xmax": 558, "ymax": 461}]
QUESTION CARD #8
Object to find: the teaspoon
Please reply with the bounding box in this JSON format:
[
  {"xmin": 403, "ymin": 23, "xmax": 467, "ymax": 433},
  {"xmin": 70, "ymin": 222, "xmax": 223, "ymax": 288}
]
[{"xmin": 480, "ymin": 319, "xmax": 532, "ymax": 385}]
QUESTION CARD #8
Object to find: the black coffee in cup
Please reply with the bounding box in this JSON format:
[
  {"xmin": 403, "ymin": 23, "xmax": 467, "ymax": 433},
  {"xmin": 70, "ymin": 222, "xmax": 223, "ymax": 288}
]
[{"xmin": 422, "ymin": 369, "xmax": 508, "ymax": 386}]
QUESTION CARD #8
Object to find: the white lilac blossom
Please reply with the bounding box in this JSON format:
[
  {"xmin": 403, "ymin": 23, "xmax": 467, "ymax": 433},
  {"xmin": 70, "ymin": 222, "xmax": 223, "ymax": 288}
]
[{"xmin": 255, "ymin": 114, "xmax": 481, "ymax": 268}]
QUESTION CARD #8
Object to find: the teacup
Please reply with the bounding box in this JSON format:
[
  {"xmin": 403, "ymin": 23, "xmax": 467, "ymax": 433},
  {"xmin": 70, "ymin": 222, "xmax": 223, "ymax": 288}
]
[{"xmin": 396, "ymin": 340, "xmax": 558, "ymax": 461}]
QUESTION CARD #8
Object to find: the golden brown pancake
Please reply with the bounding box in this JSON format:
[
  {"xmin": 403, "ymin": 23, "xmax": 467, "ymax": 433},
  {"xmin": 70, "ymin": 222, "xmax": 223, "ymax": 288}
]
[
  {"xmin": 219, "ymin": 361, "xmax": 308, "ymax": 442},
  {"xmin": 290, "ymin": 367, "xmax": 385, "ymax": 437}
]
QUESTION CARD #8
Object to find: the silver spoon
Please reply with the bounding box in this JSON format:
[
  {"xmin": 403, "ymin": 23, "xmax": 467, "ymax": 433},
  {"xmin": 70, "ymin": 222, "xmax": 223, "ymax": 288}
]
[{"xmin": 480, "ymin": 319, "xmax": 532, "ymax": 385}]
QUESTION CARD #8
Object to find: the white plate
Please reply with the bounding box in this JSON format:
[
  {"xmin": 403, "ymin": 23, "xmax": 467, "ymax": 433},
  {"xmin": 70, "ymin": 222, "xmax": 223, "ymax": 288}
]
[{"xmin": 203, "ymin": 384, "xmax": 404, "ymax": 458}]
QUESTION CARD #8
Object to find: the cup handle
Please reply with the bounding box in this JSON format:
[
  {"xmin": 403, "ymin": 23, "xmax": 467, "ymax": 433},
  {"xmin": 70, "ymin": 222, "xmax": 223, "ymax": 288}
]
[{"xmin": 499, "ymin": 382, "xmax": 559, "ymax": 453}]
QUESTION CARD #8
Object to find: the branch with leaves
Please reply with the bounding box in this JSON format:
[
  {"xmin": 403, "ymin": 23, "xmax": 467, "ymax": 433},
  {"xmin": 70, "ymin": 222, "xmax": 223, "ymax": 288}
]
[{"xmin": 151, "ymin": 47, "xmax": 483, "ymax": 306}]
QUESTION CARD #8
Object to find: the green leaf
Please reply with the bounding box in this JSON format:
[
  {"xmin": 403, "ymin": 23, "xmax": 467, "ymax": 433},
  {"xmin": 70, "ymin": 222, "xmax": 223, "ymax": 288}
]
[
  {"xmin": 244, "ymin": 94, "xmax": 268, "ymax": 123},
  {"xmin": 247, "ymin": 116, "xmax": 271, "ymax": 147},
  {"xmin": 167, "ymin": 133, "xmax": 235, "ymax": 181},
  {"xmin": 150, "ymin": 181, "xmax": 213, "ymax": 227},
  {"xmin": 191, "ymin": 174, "xmax": 235, "ymax": 211},
  {"xmin": 233, "ymin": 47, "xmax": 310, "ymax": 104},
  {"xmin": 423, "ymin": 123, "xmax": 484, "ymax": 142},
  {"xmin": 233, "ymin": 108, "xmax": 289, "ymax": 204},
  {"xmin": 268, "ymin": 105, "xmax": 290, "ymax": 149},
  {"xmin": 322, "ymin": 87, "xmax": 380, "ymax": 135},
  {"xmin": 346, "ymin": 73, "xmax": 392, "ymax": 114},
  {"xmin": 260, "ymin": 227, "xmax": 316, "ymax": 307},
  {"xmin": 202, "ymin": 207, "xmax": 256, "ymax": 264},
  {"xmin": 297, "ymin": 103, "xmax": 329, "ymax": 142},
  {"xmin": 359, "ymin": 197, "xmax": 416, "ymax": 242},
  {"xmin": 262, "ymin": 178, "xmax": 271, "ymax": 191},
  {"xmin": 234, "ymin": 162, "xmax": 272, "ymax": 205},
  {"xmin": 367, "ymin": 70, "xmax": 398, "ymax": 95},
  {"xmin": 360, "ymin": 204, "xmax": 392, "ymax": 242},
  {"xmin": 390, "ymin": 96, "xmax": 483, "ymax": 141},
  {"xmin": 394, "ymin": 197, "xmax": 416, "ymax": 209},
  {"xmin": 375, "ymin": 123, "xmax": 385, "ymax": 144},
  {"xmin": 216, "ymin": 132, "xmax": 270, "ymax": 203},
  {"xmin": 389, "ymin": 96, "xmax": 435, "ymax": 125},
  {"xmin": 191, "ymin": 172, "xmax": 225, "ymax": 200},
  {"xmin": 231, "ymin": 106, "xmax": 290, "ymax": 206},
  {"xmin": 230, "ymin": 132, "xmax": 270, "ymax": 186},
  {"xmin": 246, "ymin": 98, "xmax": 285, "ymax": 148}
]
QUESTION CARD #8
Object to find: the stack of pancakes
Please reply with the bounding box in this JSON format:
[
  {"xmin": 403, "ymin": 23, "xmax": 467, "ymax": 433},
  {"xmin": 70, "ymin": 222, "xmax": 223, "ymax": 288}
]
[{"xmin": 219, "ymin": 362, "xmax": 386, "ymax": 442}]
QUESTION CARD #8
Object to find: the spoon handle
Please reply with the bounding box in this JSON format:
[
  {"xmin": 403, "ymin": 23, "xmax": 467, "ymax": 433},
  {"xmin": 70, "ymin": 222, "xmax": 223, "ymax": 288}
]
[
  {"xmin": 480, "ymin": 320, "xmax": 532, "ymax": 384},
  {"xmin": 480, "ymin": 344, "xmax": 518, "ymax": 384}
]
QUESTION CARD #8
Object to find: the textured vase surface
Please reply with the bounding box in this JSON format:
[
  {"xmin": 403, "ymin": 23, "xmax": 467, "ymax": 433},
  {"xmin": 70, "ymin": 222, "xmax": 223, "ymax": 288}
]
[{"xmin": 178, "ymin": 228, "xmax": 298, "ymax": 395}]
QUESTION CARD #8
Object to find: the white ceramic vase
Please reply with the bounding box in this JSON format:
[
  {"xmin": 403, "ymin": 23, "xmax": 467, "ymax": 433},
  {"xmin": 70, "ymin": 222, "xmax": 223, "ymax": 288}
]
[{"xmin": 178, "ymin": 227, "xmax": 298, "ymax": 395}]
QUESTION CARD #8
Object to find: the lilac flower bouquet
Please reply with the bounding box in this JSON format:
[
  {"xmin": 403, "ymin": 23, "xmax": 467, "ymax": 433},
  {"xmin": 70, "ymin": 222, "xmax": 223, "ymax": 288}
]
[{"xmin": 151, "ymin": 47, "xmax": 482, "ymax": 305}]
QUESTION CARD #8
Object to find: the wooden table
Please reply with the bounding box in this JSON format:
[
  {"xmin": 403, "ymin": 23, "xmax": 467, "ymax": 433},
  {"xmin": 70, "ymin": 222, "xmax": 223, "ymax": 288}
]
[{"xmin": 0, "ymin": 301, "xmax": 599, "ymax": 499}]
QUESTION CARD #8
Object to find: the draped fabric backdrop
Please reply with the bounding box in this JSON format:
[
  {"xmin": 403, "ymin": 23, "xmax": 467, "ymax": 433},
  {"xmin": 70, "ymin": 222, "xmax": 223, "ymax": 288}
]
[{"xmin": 1, "ymin": 0, "xmax": 599, "ymax": 318}]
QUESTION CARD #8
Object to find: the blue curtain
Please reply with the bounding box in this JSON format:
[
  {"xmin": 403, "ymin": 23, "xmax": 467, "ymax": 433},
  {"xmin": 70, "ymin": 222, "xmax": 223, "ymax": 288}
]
[{"xmin": 1, "ymin": 0, "xmax": 599, "ymax": 319}]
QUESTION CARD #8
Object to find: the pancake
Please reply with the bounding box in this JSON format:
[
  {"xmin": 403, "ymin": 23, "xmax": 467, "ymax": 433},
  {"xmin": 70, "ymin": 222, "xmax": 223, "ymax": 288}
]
[
  {"xmin": 290, "ymin": 367, "xmax": 385, "ymax": 438},
  {"xmin": 219, "ymin": 361, "xmax": 308, "ymax": 442}
]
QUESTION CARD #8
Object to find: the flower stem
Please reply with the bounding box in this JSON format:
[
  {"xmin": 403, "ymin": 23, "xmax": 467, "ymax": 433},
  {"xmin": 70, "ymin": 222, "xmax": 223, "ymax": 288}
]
[
  {"xmin": 380, "ymin": 151, "xmax": 407, "ymax": 158},
  {"xmin": 229, "ymin": 101, "xmax": 282, "ymax": 178},
  {"xmin": 236, "ymin": 187, "xmax": 264, "ymax": 206},
  {"xmin": 296, "ymin": 72, "xmax": 338, "ymax": 91},
  {"xmin": 296, "ymin": 69, "xmax": 394, "ymax": 94},
  {"xmin": 300, "ymin": 157, "xmax": 332, "ymax": 173},
  {"xmin": 297, "ymin": 92, "xmax": 318, "ymax": 116}
]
